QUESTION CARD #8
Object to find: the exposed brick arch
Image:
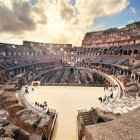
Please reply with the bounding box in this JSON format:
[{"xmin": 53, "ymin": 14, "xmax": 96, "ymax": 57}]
[
  {"xmin": 133, "ymin": 50, "xmax": 138, "ymax": 55},
  {"xmin": 103, "ymin": 48, "xmax": 107, "ymax": 55},
  {"xmin": 119, "ymin": 49, "xmax": 123, "ymax": 55},
  {"xmin": 0, "ymin": 76, "xmax": 2, "ymax": 84},
  {"xmin": 123, "ymin": 50, "xmax": 127, "ymax": 55},
  {"xmin": 128, "ymin": 50, "xmax": 132, "ymax": 55}
]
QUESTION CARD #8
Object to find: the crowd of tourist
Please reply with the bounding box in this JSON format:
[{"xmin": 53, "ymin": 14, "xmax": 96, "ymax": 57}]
[
  {"xmin": 98, "ymin": 85, "xmax": 117, "ymax": 105},
  {"xmin": 23, "ymin": 86, "xmax": 49, "ymax": 111},
  {"xmin": 34, "ymin": 101, "xmax": 48, "ymax": 111}
]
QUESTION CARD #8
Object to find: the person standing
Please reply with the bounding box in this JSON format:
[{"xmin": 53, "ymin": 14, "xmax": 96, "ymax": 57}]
[
  {"xmin": 98, "ymin": 97, "xmax": 102, "ymax": 103},
  {"xmin": 32, "ymin": 88, "xmax": 34, "ymax": 92}
]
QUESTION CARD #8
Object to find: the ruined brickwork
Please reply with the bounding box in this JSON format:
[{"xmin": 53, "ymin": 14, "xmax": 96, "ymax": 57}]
[{"xmin": 82, "ymin": 22, "xmax": 140, "ymax": 48}]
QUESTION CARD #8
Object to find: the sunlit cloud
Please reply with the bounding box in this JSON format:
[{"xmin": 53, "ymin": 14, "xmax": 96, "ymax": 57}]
[
  {"xmin": 129, "ymin": 7, "xmax": 136, "ymax": 14},
  {"xmin": 0, "ymin": 0, "xmax": 129, "ymax": 45},
  {"xmin": 128, "ymin": 19, "xmax": 135, "ymax": 24}
]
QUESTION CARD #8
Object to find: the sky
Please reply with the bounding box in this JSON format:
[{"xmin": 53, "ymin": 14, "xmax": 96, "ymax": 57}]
[{"xmin": 0, "ymin": 0, "xmax": 140, "ymax": 46}]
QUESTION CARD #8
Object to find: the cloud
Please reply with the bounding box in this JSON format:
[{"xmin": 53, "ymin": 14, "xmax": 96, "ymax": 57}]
[
  {"xmin": 129, "ymin": 7, "xmax": 136, "ymax": 14},
  {"xmin": 59, "ymin": 0, "xmax": 77, "ymax": 21},
  {"xmin": 118, "ymin": 25, "xmax": 125, "ymax": 29},
  {"xmin": 128, "ymin": 19, "xmax": 135, "ymax": 24},
  {"xmin": 0, "ymin": 0, "xmax": 129, "ymax": 45},
  {"xmin": 0, "ymin": 0, "xmax": 47, "ymax": 34}
]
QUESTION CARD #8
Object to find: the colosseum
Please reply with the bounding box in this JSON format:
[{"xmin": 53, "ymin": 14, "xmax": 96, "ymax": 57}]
[{"xmin": 0, "ymin": 20, "xmax": 140, "ymax": 140}]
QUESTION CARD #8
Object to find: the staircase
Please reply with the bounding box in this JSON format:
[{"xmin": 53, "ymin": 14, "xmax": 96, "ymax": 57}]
[{"xmin": 80, "ymin": 111, "xmax": 93, "ymax": 125}]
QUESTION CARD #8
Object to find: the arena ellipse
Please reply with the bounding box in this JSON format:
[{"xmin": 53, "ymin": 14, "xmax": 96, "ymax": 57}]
[{"xmin": 0, "ymin": 21, "xmax": 140, "ymax": 140}]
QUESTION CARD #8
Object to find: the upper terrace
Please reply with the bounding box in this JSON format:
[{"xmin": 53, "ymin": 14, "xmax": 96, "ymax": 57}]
[{"xmin": 82, "ymin": 21, "xmax": 140, "ymax": 48}]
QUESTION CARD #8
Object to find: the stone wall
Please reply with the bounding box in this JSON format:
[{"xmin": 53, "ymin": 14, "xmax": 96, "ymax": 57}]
[
  {"xmin": 15, "ymin": 109, "xmax": 55, "ymax": 138},
  {"xmin": 83, "ymin": 107, "xmax": 140, "ymax": 140},
  {"xmin": 82, "ymin": 22, "xmax": 140, "ymax": 47}
]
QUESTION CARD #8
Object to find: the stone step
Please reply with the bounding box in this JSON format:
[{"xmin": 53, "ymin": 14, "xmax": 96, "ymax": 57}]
[
  {"xmin": 81, "ymin": 112, "xmax": 91, "ymax": 115},
  {"xmin": 80, "ymin": 111, "xmax": 93, "ymax": 125},
  {"xmin": 81, "ymin": 114, "xmax": 91, "ymax": 117},
  {"xmin": 81, "ymin": 113, "xmax": 91, "ymax": 116},
  {"xmin": 84, "ymin": 121, "xmax": 93, "ymax": 124},
  {"xmin": 84, "ymin": 120, "xmax": 93, "ymax": 123},
  {"xmin": 83, "ymin": 117, "xmax": 92, "ymax": 120}
]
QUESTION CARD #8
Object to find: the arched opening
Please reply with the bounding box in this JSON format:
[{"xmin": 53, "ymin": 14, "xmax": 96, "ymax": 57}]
[
  {"xmin": 119, "ymin": 49, "xmax": 123, "ymax": 55},
  {"xmin": 0, "ymin": 76, "xmax": 2, "ymax": 84},
  {"xmin": 128, "ymin": 50, "xmax": 132, "ymax": 55},
  {"xmin": 134, "ymin": 40, "xmax": 136, "ymax": 44},
  {"xmin": 104, "ymin": 49, "xmax": 107, "ymax": 55},
  {"xmin": 134, "ymin": 50, "xmax": 138, "ymax": 55},
  {"xmin": 123, "ymin": 50, "xmax": 127, "ymax": 55},
  {"xmin": 93, "ymin": 48, "xmax": 97, "ymax": 55},
  {"xmin": 97, "ymin": 117, "xmax": 105, "ymax": 123}
]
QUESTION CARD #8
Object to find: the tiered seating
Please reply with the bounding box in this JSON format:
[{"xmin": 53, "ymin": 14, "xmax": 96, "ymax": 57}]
[
  {"xmin": 92, "ymin": 57, "xmax": 125, "ymax": 64},
  {"xmin": 2, "ymin": 91, "xmax": 24, "ymax": 118}
]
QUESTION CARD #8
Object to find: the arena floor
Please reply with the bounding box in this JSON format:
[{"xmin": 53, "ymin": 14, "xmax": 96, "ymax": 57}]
[{"xmin": 25, "ymin": 86, "xmax": 111, "ymax": 140}]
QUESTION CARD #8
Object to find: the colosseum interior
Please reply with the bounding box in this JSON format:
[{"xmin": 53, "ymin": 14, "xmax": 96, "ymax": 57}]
[{"xmin": 0, "ymin": 20, "xmax": 140, "ymax": 140}]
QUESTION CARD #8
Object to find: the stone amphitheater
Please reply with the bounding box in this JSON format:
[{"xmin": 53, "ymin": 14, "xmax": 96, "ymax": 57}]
[{"xmin": 0, "ymin": 21, "xmax": 140, "ymax": 140}]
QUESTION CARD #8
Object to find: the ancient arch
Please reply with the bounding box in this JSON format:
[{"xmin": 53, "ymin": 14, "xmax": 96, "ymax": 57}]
[
  {"xmin": 133, "ymin": 50, "xmax": 138, "ymax": 55},
  {"xmin": 123, "ymin": 50, "xmax": 127, "ymax": 55},
  {"xmin": 0, "ymin": 76, "xmax": 2, "ymax": 84},
  {"xmin": 128, "ymin": 50, "xmax": 132, "ymax": 55},
  {"xmin": 104, "ymin": 48, "xmax": 108, "ymax": 55},
  {"xmin": 97, "ymin": 117, "xmax": 105, "ymax": 123}
]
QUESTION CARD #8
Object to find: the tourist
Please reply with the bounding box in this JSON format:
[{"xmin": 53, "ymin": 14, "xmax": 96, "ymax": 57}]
[
  {"xmin": 104, "ymin": 86, "xmax": 105, "ymax": 91},
  {"xmin": 103, "ymin": 95, "xmax": 107, "ymax": 103},
  {"xmin": 42, "ymin": 105, "xmax": 45, "ymax": 109},
  {"xmin": 44, "ymin": 101, "xmax": 48, "ymax": 107},
  {"xmin": 114, "ymin": 85, "xmax": 116, "ymax": 90},
  {"xmin": 25, "ymin": 87, "xmax": 29, "ymax": 94},
  {"xmin": 35, "ymin": 102, "xmax": 37, "ymax": 106},
  {"xmin": 98, "ymin": 97, "xmax": 102, "ymax": 103},
  {"xmin": 46, "ymin": 109, "xmax": 50, "ymax": 115},
  {"xmin": 32, "ymin": 88, "xmax": 34, "ymax": 91},
  {"xmin": 40, "ymin": 104, "xmax": 43, "ymax": 109},
  {"xmin": 37, "ymin": 103, "xmax": 40, "ymax": 107},
  {"xmin": 110, "ymin": 93, "xmax": 114, "ymax": 99}
]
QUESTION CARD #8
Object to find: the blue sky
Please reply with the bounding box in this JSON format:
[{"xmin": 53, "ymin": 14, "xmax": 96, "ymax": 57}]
[
  {"xmin": 31, "ymin": 0, "xmax": 38, "ymax": 5},
  {"xmin": 94, "ymin": 0, "xmax": 140, "ymax": 29},
  {"xmin": 31, "ymin": 0, "xmax": 76, "ymax": 5}
]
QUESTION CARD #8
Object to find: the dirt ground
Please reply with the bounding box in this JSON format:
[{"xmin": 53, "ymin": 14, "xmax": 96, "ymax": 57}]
[{"xmin": 25, "ymin": 86, "xmax": 111, "ymax": 140}]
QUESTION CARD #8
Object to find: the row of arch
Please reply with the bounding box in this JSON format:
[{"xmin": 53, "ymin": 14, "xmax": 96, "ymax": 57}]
[
  {"xmin": 84, "ymin": 62, "xmax": 140, "ymax": 83},
  {"xmin": 74, "ymin": 47, "xmax": 139, "ymax": 56}
]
